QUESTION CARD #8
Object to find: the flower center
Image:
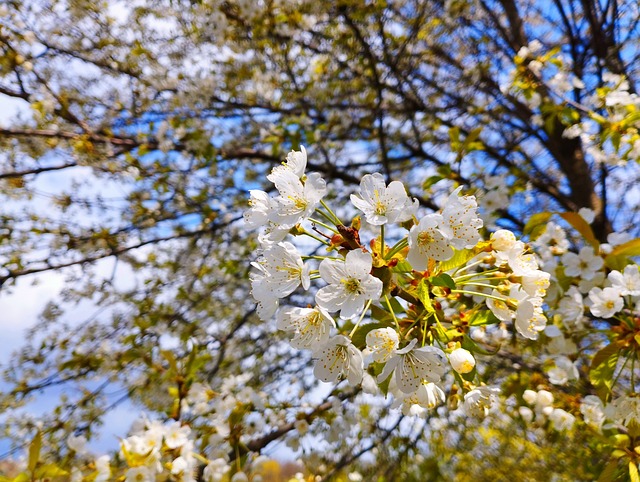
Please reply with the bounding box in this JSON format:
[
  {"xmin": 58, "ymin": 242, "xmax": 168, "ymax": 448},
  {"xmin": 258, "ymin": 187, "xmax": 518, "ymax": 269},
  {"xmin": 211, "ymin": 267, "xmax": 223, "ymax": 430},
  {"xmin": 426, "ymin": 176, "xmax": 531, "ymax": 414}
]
[
  {"xmin": 342, "ymin": 277, "xmax": 364, "ymax": 295},
  {"xmin": 417, "ymin": 231, "xmax": 434, "ymax": 247}
]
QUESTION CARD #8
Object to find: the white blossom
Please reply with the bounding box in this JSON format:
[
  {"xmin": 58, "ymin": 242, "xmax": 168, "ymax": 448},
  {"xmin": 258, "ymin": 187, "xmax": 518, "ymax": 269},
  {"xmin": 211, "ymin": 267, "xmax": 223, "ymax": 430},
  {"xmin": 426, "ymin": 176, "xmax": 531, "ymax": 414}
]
[
  {"xmin": 605, "ymin": 395, "xmax": 640, "ymax": 427},
  {"xmin": 549, "ymin": 408, "xmax": 576, "ymax": 431},
  {"xmin": 276, "ymin": 305, "xmax": 335, "ymax": 349},
  {"xmin": 391, "ymin": 382, "xmax": 446, "ymax": 416},
  {"xmin": 313, "ymin": 335, "xmax": 364, "ymax": 386},
  {"xmin": 548, "ymin": 356, "xmax": 579, "ymax": 385},
  {"xmin": 439, "ymin": 186, "xmax": 483, "ymax": 249},
  {"xmin": 588, "ymin": 286, "xmax": 623, "ymax": 318},
  {"xmin": 270, "ymin": 170, "xmax": 327, "ymax": 226},
  {"xmin": 407, "ymin": 214, "xmax": 453, "ymax": 268},
  {"xmin": 365, "ymin": 327, "xmax": 400, "ymax": 363},
  {"xmin": 350, "ymin": 172, "xmax": 416, "ymax": 225},
  {"xmin": 562, "ymin": 246, "xmax": 603, "ymax": 280},
  {"xmin": 250, "ymin": 242, "xmax": 311, "ymax": 320},
  {"xmin": 267, "ymin": 146, "xmax": 307, "ymax": 182},
  {"xmin": 580, "ymin": 395, "xmax": 605, "ymax": 431},
  {"xmin": 608, "ymin": 265, "xmax": 640, "ymax": 296},
  {"xmin": 490, "ymin": 229, "xmax": 517, "ymax": 252},
  {"xmin": 316, "ymin": 250, "xmax": 383, "ymax": 319},
  {"xmin": 464, "ymin": 386, "xmax": 500, "ymax": 417},
  {"xmin": 377, "ymin": 339, "xmax": 447, "ymax": 394}
]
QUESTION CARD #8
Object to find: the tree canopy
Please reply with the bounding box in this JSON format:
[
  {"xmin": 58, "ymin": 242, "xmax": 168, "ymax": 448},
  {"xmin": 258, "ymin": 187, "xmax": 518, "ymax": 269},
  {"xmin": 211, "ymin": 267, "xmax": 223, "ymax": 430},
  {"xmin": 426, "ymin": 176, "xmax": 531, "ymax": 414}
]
[{"xmin": 1, "ymin": 0, "xmax": 640, "ymax": 480}]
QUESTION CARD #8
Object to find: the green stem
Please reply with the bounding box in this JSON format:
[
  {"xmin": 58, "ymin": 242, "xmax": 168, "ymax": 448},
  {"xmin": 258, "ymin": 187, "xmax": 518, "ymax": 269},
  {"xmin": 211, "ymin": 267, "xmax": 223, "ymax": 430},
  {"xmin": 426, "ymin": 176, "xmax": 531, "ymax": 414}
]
[
  {"xmin": 302, "ymin": 230, "xmax": 331, "ymax": 246},
  {"xmin": 452, "ymin": 289, "xmax": 507, "ymax": 303},
  {"xmin": 303, "ymin": 255, "xmax": 341, "ymax": 261},
  {"xmin": 385, "ymin": 238, "xmax": 409, "ymax": 260},
  {"xmin": 380, "ymin": 224, "xmax": 386, "ymax": 259},
  {"xmin": 310, "ymin": 214, "xmax": 339, "ymax": 233},
  {"xmin": 453, "ymin": 257, "xmax": 487, "ymax": 276},
  {"xmin": 453, "ymin": 269, "xmax": 501, "ymax": 282},
  {"xmin": 349, "ymin": 299, "xmax": 373, "ymax": 338},
  {"xmin": 384, "ymin": 295, "xmax": 401, "ymax": 333},
  {"xmin": 457, "ymin": 282, "xmax": 498, "ymax": 290},
  {"xmin": 320, "ymin": 199, "xmax": 342, "ymax": 225}
]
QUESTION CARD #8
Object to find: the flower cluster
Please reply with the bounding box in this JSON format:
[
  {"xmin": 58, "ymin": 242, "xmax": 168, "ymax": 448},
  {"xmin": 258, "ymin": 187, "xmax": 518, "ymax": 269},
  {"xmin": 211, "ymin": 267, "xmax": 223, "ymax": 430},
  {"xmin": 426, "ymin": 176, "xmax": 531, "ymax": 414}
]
[{"xmin": 246, "ymin": 147, "xmax": 553, "ymax": 415}]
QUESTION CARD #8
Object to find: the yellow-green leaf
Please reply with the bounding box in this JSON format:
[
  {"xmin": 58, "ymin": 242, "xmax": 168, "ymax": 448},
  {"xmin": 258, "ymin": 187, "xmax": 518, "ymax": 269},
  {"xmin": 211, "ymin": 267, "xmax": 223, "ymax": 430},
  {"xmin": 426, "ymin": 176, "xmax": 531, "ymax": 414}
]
[
  {"xmin": 417, "ymin": 279, "xmax": 435, "ymax": 314},
  {"xmin": 610, "ymin": 238, "xmax": 640, "ymax": 258},
  {"xmin": 28, "ymin": 430, "xmax": 41, "ymax": 473},
  {"xmin": 596, "ymin": 459, "xmax": 619, "ymax": 482},
  {"xmin": 558, "ymin": 212, "xmax": 599, "ymax": 248},
  {"xmin": 629, "ymin": 461, "xmax": 640, "ymax": 482}
]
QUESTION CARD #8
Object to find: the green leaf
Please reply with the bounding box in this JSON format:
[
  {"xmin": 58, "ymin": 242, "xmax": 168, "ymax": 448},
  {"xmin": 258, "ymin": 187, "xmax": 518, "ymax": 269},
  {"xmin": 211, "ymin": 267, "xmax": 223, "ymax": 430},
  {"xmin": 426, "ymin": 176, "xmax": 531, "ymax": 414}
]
[
  {"xmin": 523, "ymin": 212, "xmax": 552, "ymax": 241},
  {"xmin": 589, "ymin": 343, "xmax": 620, "ymax": 399},
  {"xmin": 610, "ymin": 238, "xmax": 640, "ymax": 258},
  {"xmin": 430, "ymin": 273, "xmax": 456, "ymax": 290},
  {"xmin": 468, "ymin": 309, "xmax": 500, "ymax": 327},
  {"xmin": 461, "ymin": 334, "xmax": 500, "ymax": 355},
  {"xmin": 11, "ymin": 475, "xmax": 30, "ymax": 482},
  {"xmin": 417, "ymin": 279, "xmax": 435, "ymax": 314},
  {"xmin": 558, "ymin": 212, "xmax": 599, "ymax": 249},
  {"xmin": 370, "ymin": 304, "xmax": 394, "ymax": 323},
  {"xmin": 35, "ymin": 464, "xmax": 69, "ymax": 478},
  {"xmin": 630, "ymin": 461, "xmax": 640, "ymax": 482},
  {"xmin": 604, "ymin": 253, "xmax": 629, "ymax": 271},
  {"xmin": 391, "ymin": 260, "xmax": 412, "ymax": 273},
  {"xmin": 422, "ymin": 175, "xmax": 443, "ymax": 190},
  {"xmin": 28, "ymin": 430, "xmax": 41, "ymax": 473},
  {"xmin": 596, "ymin": 459, "xmax": 620, "ymax": 482},
  {"xmin": 438, "ymin": 246, "xmax": 483, "ymax": 273}
]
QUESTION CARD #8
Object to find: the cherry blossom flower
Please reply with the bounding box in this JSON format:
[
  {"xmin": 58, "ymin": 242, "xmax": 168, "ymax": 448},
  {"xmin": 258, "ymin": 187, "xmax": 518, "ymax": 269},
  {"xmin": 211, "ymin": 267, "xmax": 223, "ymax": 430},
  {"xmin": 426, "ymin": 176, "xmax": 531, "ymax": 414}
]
[
  {"xmin": 267, "ymin": 146, "xmax": 307, "ymax": 182},
  {"xmin": 549, "ymin": 408, "xmax": 576, "ymax": 431},
  {"xmin": 365, "ymin": 327, "xmax": 399, "ymax": 363},
  {"xmin": 391, "ymin": 382, "xmax": 446, "ymax": 417},
  {"xmin": 562, "ymin": 246, "xmax": 603, "ymax": 280},
  {"xmin": 439, "ymin": 186, "xmax": 483, "ymax": 249},
  {"xmin": 276, "ymin": 305, "xmax": 335, "ymax": 349},
  {"xmin": 605, "ymin": 395, "xmax": 640, "ymax": 427},
  {"xmin": 556, "ymin": 286, "xmax": 585, "ymax": 328},
  {"xmin": 588, "ymin": 286, "xmax": 623, "ymax": 318},
  {"xmin": 251, "ymin": 242, "xmax": 310, "ymax": 299},
  {"xmin": 270, "ymin": 170, "xmax": 327, "ymax": 226},
  {"xmin": 350, "ymin": 173, "xmax": 416, "ymax": 225},
  {"xmin": 548, "ymin": 356, "xmax": 579, "ymax": 385},
  {"xmin": 608, "ymin": 264, "xmax": 640, "ymax": 296},
  {"xmin": 490, "ymin": 229, "xmax": 517, "ymax": 252},
  {"xmin": 244, "ymin": 190, "xmax": 276, "ymax": 229},
  {"xmin": 464, "ymin": 386, "xmax": 500, "ymax": 417},
  {"xmin": 316, "ymin": 250, "xmax": 383, "ymax": 319},
  {"xmin": 377, "ymin": 339, "xmax": 447, "ymax": 394},
  {"xmin": 313, "ymin": 335, "xmax": 364, "ymax": 386},
  {"xmin": 407, "ymin": 214, "xmax": 453, "ymax": 268},
  {"xmin": 250, "ymin": 242, "xmax": 311, "ymax": 320},
  {"xmin": 580, "ymin": 395, "xmax": 605, "ymax": 431}
]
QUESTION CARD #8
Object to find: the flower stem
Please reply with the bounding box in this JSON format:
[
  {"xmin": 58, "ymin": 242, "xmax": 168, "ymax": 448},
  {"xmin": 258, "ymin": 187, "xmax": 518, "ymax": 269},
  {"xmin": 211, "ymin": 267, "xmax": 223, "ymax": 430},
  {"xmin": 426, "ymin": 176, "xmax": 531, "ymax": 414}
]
[
  {"xmin": 452, "ymin": 289, "xmax": 507, "ymax": 303},
  {"xmin": 349, "ymin": 299, "xmax": 373, "ymax": 338},
  {"xmin": 320, "ymin": 199, "xmax": 342, "ymax": 225},
  {"xmin": 310, "ymin": 214, "xmax": 339, "ymax": 233},
  {"xmin": 385, "ymin": 238, "xmax": 408, "ymax": 260},
  {"xmin": 380, "ymin": 224, "xmax": 386, "ymax": 259},
  {"xmin": 384, "ymin": 294, "xmax": 401, "ymax": 333},
  {"xmin": 303, "ymin": 230, "xmax": 331, "ymax": 246}
]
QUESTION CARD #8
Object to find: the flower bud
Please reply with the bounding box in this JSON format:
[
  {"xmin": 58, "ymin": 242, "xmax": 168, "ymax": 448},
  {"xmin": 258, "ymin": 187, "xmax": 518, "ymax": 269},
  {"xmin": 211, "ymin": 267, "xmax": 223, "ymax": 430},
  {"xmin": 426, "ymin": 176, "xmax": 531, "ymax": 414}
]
[
  {"xmin": 490, "ymin": 229, "xmax": 516, "ymax": 252},
  {"xmin": 523, "ymin": 389, "xmax": 537, "ymax": 405},
  {"xmin": 449, "ymin": 348, "xmax": 476, "ymax": 374}
]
